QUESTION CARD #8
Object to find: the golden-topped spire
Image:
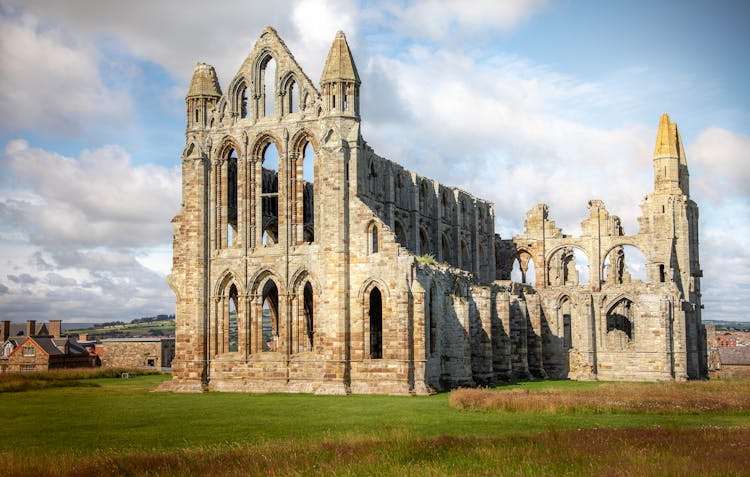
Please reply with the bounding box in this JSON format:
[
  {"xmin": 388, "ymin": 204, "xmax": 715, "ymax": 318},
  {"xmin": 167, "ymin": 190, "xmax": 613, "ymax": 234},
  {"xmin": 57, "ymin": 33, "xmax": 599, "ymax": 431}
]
[
  {"xmin": 321, "ymin": 31, "xmax": 360, "ymax": 85},
  {"xmin": 653, "ymin": 113, "xmax": 680, "ymax": 158}
]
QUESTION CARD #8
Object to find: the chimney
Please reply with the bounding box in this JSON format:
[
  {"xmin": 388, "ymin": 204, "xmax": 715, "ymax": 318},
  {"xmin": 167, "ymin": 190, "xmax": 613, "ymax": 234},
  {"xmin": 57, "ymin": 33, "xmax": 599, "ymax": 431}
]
[
  {"xmin": 1, "ymin": 321, "xmax": 9, "ymax": 341},
  {"xmin": 26, "ymin": 320, "xmax": 37, "ymax": 337},
  {"xmin": 49, "ymin": 320, "xmax": 62, "ymax": 339}
]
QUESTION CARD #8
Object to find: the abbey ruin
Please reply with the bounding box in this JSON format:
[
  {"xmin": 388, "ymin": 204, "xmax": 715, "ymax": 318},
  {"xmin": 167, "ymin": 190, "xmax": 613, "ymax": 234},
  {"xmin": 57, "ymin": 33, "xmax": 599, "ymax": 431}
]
[{"xmin": 163, "ymin": 27, "xmax": 707, "ymax": 394}]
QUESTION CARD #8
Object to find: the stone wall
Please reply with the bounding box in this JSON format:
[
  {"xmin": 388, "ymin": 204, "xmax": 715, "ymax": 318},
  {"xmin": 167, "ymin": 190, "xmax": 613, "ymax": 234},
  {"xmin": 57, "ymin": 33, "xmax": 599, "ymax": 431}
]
[
  {"xmin": 164, "ymin": 28, "xmax": 706, "ymax": 395},
  {"xmin": 101, "ymin": 339, "xmax": 174, "ymax": 369}
]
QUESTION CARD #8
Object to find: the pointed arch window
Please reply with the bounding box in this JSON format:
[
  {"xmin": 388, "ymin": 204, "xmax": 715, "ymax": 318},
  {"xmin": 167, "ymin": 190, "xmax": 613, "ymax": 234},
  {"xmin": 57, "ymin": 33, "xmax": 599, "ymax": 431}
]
[
  {"xmin": 560, "ymin": 296, "xmax": 572, "ymax": 349},
  {"xmin": 261, "ymin": 56, "xmax": 276, "ymax": 117},
  {"xmin": 302, "ymin": 142, "xmax": 315, "ymax": 242},
  {"xmin": 286, "ymin": 79, "xmax": 299, "ymax": 115},
  {"xmin": 369, "ymin": 223, "xmax": 379, "ymax": 254},
  {"xmin": 262, "ymin": 280, "xmax": 279, "ymax": 352},
  {"xmin": 304, "ymin": 281, "xmax": 314, "ymax": 350},
  {"xmin": 228, "ymin": 284, "xmax": 238, "ymax": 352},
  {"xmin": 239, "ymin": 83, "xmax": 249, "ymax": 119},
  {"xmin": 369, "ymin": 287, "xmax": 383, "ymax": 359},
  {"xmin": 226, "ymin": 148, "xmax": 238, "ymax": 247},
  {"xmin": 262, "ymin": 143, "xmax": 279, "ymax": 246}
]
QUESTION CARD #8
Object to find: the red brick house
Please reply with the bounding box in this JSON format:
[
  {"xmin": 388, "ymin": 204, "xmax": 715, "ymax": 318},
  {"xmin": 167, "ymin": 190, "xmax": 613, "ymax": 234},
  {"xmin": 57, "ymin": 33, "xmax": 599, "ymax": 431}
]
[{"xmin": 0, "ymin": 320, "xmax": 99, "ymax": 373}]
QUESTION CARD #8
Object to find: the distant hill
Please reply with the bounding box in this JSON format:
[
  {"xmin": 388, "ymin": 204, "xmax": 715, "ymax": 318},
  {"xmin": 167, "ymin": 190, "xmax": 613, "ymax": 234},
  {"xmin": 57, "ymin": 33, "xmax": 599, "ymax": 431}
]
[
  {"xmin": 704, "ymin": 320, "xmax": 750, "ymax": 332},
  {"xmin": 66, "ymin": 315, "xmax": 175, "ymax": 340}
]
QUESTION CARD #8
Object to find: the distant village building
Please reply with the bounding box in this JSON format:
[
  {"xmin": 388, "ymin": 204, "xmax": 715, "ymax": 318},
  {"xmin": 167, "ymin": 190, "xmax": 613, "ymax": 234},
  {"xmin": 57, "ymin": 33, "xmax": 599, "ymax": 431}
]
[
  {"xmin": 709, "ymin": 347, "xmax": 750, "ymax": 379},
  {"xmin": 100, "ymin": 338, "xmax": 175, "ymax": 369},
  {"xmin": 0, "ymin": 320, "xmax": 99, "ymax": 373}
]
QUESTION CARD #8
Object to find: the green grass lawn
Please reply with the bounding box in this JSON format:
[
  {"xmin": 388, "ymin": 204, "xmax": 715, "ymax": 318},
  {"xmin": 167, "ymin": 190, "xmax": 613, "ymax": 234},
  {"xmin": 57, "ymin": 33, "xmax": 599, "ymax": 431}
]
[{"xmin": 2, "ymin": 374, "xmax": 749, "ymax": 476}]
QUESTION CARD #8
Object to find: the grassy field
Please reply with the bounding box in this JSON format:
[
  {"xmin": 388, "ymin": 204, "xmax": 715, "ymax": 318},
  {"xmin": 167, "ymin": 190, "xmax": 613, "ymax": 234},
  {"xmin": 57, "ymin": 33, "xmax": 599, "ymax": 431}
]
[
  {"xmin": 1, "ymin": 373, "xmax": 748, "ymax": 476},
  {"xmin": 66, "ymin": 319, "xmax": 175, "ymax": 339}
]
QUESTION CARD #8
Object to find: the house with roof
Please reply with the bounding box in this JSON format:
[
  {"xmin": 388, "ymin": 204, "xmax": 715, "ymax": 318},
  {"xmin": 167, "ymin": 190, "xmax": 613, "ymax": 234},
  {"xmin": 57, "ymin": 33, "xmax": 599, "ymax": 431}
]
[
  {"xmin": 0, "ymin": 320, "xmax": 99, "ymax": 373},
  {"xmin": 709, "ymin": 346, "xmax": 750, "ymax": 379}
]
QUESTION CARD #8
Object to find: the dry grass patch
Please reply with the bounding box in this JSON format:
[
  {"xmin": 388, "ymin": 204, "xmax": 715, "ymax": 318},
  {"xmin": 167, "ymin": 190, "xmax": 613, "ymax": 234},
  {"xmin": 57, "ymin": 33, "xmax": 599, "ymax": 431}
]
[
  {"xmin": 0, "ymin": 368, "xmax": 162, "ymax": 393},
  {"xmin": 2, "ymin": 427, "xmax": 748, "ymax": 476},
  {"xmin": 450, "ymin": 379, "xmax": 750, "ymax": 413}
]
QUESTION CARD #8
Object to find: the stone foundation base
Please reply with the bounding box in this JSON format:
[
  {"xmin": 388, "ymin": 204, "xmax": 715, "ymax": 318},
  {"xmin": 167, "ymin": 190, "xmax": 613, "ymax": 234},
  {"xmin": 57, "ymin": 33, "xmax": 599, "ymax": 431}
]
[{"xmin": 155, "ymin": 378, "xmax": 205, "ymax": 393}]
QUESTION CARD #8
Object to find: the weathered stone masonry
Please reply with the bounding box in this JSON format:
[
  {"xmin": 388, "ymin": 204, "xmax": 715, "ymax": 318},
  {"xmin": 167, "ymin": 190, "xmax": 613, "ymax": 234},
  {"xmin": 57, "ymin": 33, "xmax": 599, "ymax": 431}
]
[{"xmin": 162, "ymin": 27, "xmax": 706, "ymax": 394}]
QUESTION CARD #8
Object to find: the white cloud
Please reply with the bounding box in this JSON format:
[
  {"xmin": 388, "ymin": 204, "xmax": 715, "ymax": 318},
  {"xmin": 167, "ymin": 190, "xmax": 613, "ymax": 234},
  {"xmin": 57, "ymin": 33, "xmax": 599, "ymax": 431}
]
[
  {"xmin": 689, "ymin": 127, "xmax": 750, "ymax": 203},
  {"xmin": 0, "ymin": 10, "xmax": 131, "ymax": 134},
  {"xmin": 361, "ymin": 48, "xmax": 653, "ymax": 236},
  {"xmin": 1, "ymin": 140, "xmax": 179, "ymax": 248},
  {"xmin": 374, "ymin": 0, "xmax": 548, "ymax": 40}
]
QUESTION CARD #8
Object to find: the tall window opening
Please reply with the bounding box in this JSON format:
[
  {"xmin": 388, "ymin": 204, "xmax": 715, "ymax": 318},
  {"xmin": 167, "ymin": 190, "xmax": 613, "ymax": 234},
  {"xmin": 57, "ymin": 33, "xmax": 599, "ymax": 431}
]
[
  {"xmin": 369, "ymin": 287, "xmax": 383, "ymax": 359},
  {"xmin": 606, "ymin": 298, "xmax": 634, "ymax": 347},
  {"xmin": 262, "ymin": 57, "xmax": 276, "ymax": 117},
  {"xmin": 302, "ymin": 142, "xmax": 314, "ymax": 242},
  {"xmin": 395, "ymin": 221, "xmax": 407, "ymax": 247},
  {"xmin": 262, "ymin": 143, "xmax": 279, "ymax": 245},
  {"xmin": 239, "ymin": 84, "xmax": 249, "ymax": 119},
  {"xmin": 228, "ymin": 284, "xmax": 238, "ymax": 352},
  {"xmin": 461, "ymin": 240, "xmax": 471, "ymax": 271},
  {"xmin": 420, "ymin": 228, "xmax": 430, "ymax": 255},
  {"xmin": 371, "ymin": 225, "xmax": 379, "ymax": 253},
  {"xmin": 441, "ymin": 233, "xmax": 452, "ymax": 265},
  {"xmin": 262, "ymin": 280, "xmax": 279, "ymax": 352},
  {"xmin": 287, "ymin": 80, "xmax": 299, "ymax": 114},
  {"xmin": 428, "ymin": 285, "xmax": 437, "ymax": 355},
  {"xmin": 560, "ymin": 296, "xmax": 572, "ymax": 349},
  {"xmin": 304, "ymin": 281, "xmax": 314, "ymax": 350},
  {"xmin": 227, "ymin": 149, "xmax": 238, "ymax": 246},
  {"xmin": 603, "ymin": 245, "xmax": 647, "ymax": 284},
  {"xmin": 659, "ymin": 264, "xmax": 666, "ymax": 282}
]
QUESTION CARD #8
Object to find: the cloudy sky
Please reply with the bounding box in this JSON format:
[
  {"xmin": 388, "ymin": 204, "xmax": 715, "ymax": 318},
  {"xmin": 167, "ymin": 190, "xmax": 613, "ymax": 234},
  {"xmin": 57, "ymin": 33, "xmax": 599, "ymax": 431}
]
[{"xmin": 0, "ymin": 0, "xmax": 747, "ymax": 323}]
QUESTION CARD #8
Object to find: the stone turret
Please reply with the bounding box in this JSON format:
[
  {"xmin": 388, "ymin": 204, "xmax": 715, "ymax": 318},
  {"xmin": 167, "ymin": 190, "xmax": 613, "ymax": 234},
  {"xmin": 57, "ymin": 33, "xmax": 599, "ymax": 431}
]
[
  {"xmin": 653, "ymin": 113, "xmax": 689, "ymax": 196},
  {"xmin": 186, "ymin": 62, "xmax": 222, "ymax": 130},
  {"xmin": 320, "ymin": 31, "xmax": 360, "ymax": 117}
]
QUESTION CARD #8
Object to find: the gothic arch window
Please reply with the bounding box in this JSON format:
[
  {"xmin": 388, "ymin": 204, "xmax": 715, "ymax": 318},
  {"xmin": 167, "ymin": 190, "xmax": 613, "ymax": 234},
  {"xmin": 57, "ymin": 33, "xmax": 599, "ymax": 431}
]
[
  {"xmin": 460, "ymin": 239, "xmax": 471, "ymax": 271},
  {"xmin": 511, "ymin": 252, "xmax": 535, "ymax": 284},
  {"xmin": 441, "ymin": 233, "xmax": 452, "ymax": 265},
  {"xmin": 547, "ymin": 247, "xmax": 590, "ymax": 287},
  {"xmin": 606, "ymin": 297, "xmax": 635, "ymax": 348},
  {"xmin": 369, "ymin": 287, "xmax": 383, "ymax": 359},
  {"xmin": 603, "ymin": 245, "xmax": 647, "ymax": 284},
  {"xmin": 560, "ymin": 296, "xmax": 572, "ymax": 349},
  {"xmin": 237, "ymin": 81, "xmax": 249, "ymax": 119},
  {"xmin": 368, "ymin": 222, "xmax": 379, "ymax": 254},
  {"xmin": 302, "ymin": 141, "xmax": 315, "ymax": 242},
  {"xmin": 260, "ymin": 55, "xmax": 276, "ymax": 117},
  {"xmin": 394, "ymin": 220, "xmax": 407, "ymax": 247},
  {"xmin": 227, "ymin": 148, "xmax": 238, "ymax": 246},
  {"xmin": 262, "ymin": 279, "xmax": 279, "ymax": 352},
  {"xmin": 419, "ymin": 181, "xmax": 430, "ymax": 212},
  {"xmin": 262, "ymin": 143, "xmax": 279, "ymax": 246},
  {"xmin": 419, "ymin": 227, "xmax": 431, "ymax": 255},
  {"xmin": 303, "ymin": 281, "xmax": 314, "ymax": 350},
  {"xmin": 287, "ymin": 79, "xmax": 299, "ymax": 114},
  {"xmin": 228, "ymin": 284, "xmax": 239, "ymax": 352}
]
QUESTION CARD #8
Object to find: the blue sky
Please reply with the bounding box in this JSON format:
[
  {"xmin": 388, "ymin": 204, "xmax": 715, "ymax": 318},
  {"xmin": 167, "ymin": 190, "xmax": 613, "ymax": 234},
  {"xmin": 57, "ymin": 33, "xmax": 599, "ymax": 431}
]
[{"xmin": 0, "ymin": 0, "xmax": 748, "ymax": 323}]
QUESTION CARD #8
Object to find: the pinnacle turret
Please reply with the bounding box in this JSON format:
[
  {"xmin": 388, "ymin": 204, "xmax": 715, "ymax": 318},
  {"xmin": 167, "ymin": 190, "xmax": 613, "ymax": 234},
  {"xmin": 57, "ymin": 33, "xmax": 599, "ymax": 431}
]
[
  {"xmin": 321, "ymin": 31, "xmax": 360, "ymax": 85},
  {"xmin": 652, "ymin": 113, "xmax": 689, "ymax": 196},
  {"xmin": 187, "ymin": 62, "xmax": 222, "ymax": 99}
]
